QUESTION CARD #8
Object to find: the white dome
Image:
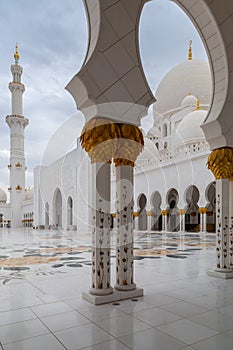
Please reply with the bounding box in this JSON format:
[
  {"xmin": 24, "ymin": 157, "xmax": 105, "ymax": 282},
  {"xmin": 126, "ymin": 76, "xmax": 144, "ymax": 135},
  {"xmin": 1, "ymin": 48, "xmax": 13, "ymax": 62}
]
[
  {"xmin": 181, "ymin": 94, "xmax": 197, "ymax": 107},
  {"xmin": 25, "ymin": 188, "xmax": 34, "ymax": 201},
  {"xmin": 174, "ymin": 109, "xmax": 208, "ymax": 149},
  {"xmin": 154, "ymin": 59, "xmax": 211, "ymax": 116},
  {"xmin": 0, "ymin": 188, "xmax": 7, "ymax": 203},
  {"xmin": 137, "ymin": 137, "xmax": 158, "ymax": 161},
  {"xmin": 147, "ymin": 126, "xmax": 160, "ymax": 139}
]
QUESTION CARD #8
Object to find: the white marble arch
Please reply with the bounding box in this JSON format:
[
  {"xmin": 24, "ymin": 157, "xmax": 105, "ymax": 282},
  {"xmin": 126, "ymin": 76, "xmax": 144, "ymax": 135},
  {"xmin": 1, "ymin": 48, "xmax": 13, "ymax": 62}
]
[
  {"xmin": 53, "ymin": 188, "xmax": 62, "ymax": 228},
  {"xmin": 137, "ymin": 192, "xmax": 148, "ymax": 231},
  {"xmin": 172, "ymin": 0, "xmax": 233, "ymax": 149}
]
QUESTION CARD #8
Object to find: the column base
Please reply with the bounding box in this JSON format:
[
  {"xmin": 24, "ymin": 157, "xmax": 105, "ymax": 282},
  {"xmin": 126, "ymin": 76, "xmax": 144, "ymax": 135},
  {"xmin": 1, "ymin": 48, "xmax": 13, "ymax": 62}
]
[
  {"xmin": 89, "ymin": 287, "xmax": 113, "ymax": 296},
  {"xmin": 115, "ymin": 282, "xmax": 136, "ymax": 291},
  {"xmin": 83, "ymin": 287, "xmax": 143, "ymax": 305},
  {"xmin": 208, "ymin": 268, "xmax": 233, "ymax": 279}
]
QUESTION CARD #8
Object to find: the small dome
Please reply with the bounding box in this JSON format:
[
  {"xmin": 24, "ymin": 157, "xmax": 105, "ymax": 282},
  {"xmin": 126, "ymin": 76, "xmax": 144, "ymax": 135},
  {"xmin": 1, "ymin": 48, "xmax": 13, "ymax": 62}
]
[
  {"xmin": 154, "ymin": 59, "xmax": 211, "ymax": 116},
  {"xmin": 181, "ymin": 95, "xmax": 197, "ymax": 107},
  {"xmin": 137, "ymin": 137, "xmax": 158, "ymax": 161},
  {"xmin": 174, "ymin": 109, "xmax": 208, "ymax": 149},
  {"xmin": 0, "ymin": 188, "xmax": 7, "ymax": 203},
  {"xmin": 147, "ymin": 126, "xmax": 160, "ymax": 139},
  {"xmin": 25, "ymin": 188, "xmax": 34, "ymax": 201}
]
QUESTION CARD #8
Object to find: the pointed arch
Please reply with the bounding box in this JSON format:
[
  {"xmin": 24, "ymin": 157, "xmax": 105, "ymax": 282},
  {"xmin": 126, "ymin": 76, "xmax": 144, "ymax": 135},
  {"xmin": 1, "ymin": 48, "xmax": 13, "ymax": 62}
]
[
  {"xmin": 67, "ymin": 196, "xmax": 73, "ymax": 226},
  {"xmin": 53, "ymin": 188, "xmax": 62, "ymax": 228}
]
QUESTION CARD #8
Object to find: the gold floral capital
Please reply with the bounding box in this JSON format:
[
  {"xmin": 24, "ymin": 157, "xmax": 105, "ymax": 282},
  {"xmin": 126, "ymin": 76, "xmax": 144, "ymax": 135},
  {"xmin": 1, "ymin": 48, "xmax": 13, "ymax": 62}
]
[
  {"xmin": 207, "ymin": 147, "xmax": 233, "ymax": 180},
  {"xmin": 146, "ymin": 211, "xmax": 154, "ymax": 216},
  {"xmin": 133, "ymin": 212, "xmax": 139, "ymax": 217},
  {"xmin": 80, "ymin": 118, "xmax": 144, "ymax": 165},
  {"xmin": 178, "ymin": 209, "xmax": 186, "ymax": 215},
  {"xmin": 199, "ymin": 207, "xmax": 208, "ymax": 214},
  {"xmin": 161, "ymin": 210, "xmax": 168, "ymax": 216}
]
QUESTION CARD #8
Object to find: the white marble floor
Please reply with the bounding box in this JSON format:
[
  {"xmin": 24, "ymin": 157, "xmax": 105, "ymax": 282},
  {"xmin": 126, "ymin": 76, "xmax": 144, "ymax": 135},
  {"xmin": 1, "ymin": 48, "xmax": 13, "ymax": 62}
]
[{"xmin": 0, "ymin": 229, "xmax": 232, "ymax": 349}]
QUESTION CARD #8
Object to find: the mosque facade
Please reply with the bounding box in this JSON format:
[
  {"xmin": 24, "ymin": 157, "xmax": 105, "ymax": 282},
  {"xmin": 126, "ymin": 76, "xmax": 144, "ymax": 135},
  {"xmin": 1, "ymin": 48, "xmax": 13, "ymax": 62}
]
[{"xmin": 0, "ymin": 44, "xmax": 216, "ymax": 234}]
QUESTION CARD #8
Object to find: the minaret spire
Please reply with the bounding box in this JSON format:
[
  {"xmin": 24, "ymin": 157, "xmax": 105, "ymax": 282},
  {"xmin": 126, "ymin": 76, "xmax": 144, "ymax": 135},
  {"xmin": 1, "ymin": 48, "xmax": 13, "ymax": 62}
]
[
  {"xmin": 188, "ymin": 40, "xmax": 193, "ymax": 60},
  {"xmin": 6, "ymin": 45, "xmax": 29, "ymax": 228},
  {"xmin": 14, "ymin": 43, "xmax": 20, "ymax": 64}
]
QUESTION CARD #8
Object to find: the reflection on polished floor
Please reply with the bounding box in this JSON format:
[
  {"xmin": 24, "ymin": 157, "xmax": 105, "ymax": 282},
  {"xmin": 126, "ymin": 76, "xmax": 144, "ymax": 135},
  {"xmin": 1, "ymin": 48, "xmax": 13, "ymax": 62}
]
[{"xmin": 0, "ymin": 229, "xmax": 232, "ymax": 350}]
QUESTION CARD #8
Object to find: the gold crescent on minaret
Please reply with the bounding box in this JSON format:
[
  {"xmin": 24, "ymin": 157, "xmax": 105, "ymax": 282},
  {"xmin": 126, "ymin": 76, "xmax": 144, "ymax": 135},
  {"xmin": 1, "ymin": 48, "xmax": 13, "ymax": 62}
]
[
  {"xmin": 188, "ymin": 40, "xmax": 193, "ymax": 60},
  {"xmin": 14, "ymin": 43, "xmax": 20, "ymax": 62}
]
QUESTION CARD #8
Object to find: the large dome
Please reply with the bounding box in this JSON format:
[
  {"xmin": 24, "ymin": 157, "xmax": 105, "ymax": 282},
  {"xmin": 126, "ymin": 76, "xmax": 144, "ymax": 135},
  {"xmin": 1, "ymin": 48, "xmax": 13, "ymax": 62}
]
[
  {"xmin": 137, "ymin": 137, "xmax": 158, "ymax": 161},
  {"xmin": 174, "ymin": 109, "xmax": 208, "ymax": 149},
  {"xmin": 0, "ymin": 188, "xmax": 7, "ymax": 203},
  {"xmin": 154, "ymin": 59, "xmax": 212, "ymax": 116}
]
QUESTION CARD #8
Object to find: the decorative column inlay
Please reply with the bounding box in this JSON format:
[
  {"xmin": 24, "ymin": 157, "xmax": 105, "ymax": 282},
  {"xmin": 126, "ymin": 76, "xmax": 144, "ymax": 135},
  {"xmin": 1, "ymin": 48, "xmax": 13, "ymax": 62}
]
[
  {"xmin": 114, "ymin": 163, "xmax": 135, "ymax": 291},
  {"xmin": 90, "ymin": 162, "xmax": 113, "ymax": 295},
  {"xmin": 207, "ymin": 147, "xmax": 233, "ymax": 276}
]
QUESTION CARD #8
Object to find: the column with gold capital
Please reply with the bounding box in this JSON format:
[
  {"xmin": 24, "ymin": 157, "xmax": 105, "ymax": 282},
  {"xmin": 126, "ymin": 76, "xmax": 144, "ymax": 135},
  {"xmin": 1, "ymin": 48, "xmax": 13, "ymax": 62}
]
[
  {"xmin": 161, "ymin": 210, "xmax": 168, "ymax": 232},
  {"xmin": 80, "ymin": 118, "xmax": 117, "ymax": 302},
  {"xmin": 178, "ymin": 209, "xmax": 186, "ymax": 232},
  {"xmin": 114, "ymin": 124, "xmax": 143, "ymax": 296},
  {"xmin": 207, "ymin": 147, "xmax": 233, "ymax": 278}
]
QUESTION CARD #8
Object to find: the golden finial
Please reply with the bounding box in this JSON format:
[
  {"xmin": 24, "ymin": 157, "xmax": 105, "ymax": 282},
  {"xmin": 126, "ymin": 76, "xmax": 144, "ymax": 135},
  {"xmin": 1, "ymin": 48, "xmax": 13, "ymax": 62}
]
[
  {"xmin": 196, "ymin": 99, "xmax": 202, "ymax": 110},
  {"xmin": 188, "ymin": 40, "xmax": 192, "ymax": 60},
  {"xmin": 14, "ymin": 43, "xmax": 20, "ymax": 62}
]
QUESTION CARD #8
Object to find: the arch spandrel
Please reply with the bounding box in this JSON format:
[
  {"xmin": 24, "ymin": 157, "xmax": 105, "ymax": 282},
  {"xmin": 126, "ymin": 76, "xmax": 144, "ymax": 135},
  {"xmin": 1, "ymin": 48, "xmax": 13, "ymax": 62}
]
[
  {"xmin": 173, "ymin": 0, "xmax": 233, "ymax": 149},
  {"xmin": 66, "ymin": 0, "xmax": 155, "ymax": 125}
]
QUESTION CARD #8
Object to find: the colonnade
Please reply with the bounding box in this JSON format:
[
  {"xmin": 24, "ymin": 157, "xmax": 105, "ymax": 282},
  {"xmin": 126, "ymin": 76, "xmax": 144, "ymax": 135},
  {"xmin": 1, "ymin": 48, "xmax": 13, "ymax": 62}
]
[{"xmin": 80, "ymin": 118, "xmax": 144, "ymax": 304}]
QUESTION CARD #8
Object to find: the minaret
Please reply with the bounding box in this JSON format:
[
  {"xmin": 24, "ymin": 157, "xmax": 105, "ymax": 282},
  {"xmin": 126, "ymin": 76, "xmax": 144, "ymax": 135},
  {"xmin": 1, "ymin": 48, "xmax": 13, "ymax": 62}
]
[{"xmin": 6, "ymin": 44, "xmax": 29, "ymax": 228}]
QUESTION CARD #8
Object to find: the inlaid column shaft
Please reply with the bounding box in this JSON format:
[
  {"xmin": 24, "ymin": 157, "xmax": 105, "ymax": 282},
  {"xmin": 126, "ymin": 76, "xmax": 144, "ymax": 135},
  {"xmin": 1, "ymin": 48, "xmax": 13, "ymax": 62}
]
[
  {"xmin": 215, "ymin": 179, "xmax": 231, "ymax": 271},
  {"xmin": 90, "ymin": 162, "xmax": 113, "ymax": 295},
  {"xmin": 115, "ymin": 165, "xmax": 136, "ymax": 291},
  {"xmin": 162, "ymin": 210, "xmax": 168, "ymax": 232},
  {"xmin": 229, "ymin": 180, "xmax": 233, "ymax": 267}
]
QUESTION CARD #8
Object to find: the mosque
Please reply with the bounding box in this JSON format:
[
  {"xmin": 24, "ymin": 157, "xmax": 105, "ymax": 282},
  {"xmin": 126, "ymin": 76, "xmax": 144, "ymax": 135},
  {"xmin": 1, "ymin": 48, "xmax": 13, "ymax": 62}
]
[{"xmin": 0, "ymin": 42, "xmax": 216, "ymax": 236}]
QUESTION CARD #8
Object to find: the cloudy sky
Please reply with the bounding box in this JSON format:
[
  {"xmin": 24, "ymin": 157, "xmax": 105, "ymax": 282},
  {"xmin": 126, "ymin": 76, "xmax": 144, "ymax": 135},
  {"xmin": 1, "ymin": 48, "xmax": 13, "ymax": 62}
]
[{"xmin": 0, "ymin": 0, "xmax": 207, "ymax": 193}]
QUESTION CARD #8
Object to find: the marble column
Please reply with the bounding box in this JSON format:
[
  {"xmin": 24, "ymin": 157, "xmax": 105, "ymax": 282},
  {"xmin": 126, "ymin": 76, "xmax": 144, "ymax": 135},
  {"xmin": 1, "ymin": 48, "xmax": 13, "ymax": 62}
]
[
  {"xmin": 133, "ymin": 212, "xmax": 139, "ymax": 231},
  {"xmin": 200, "ymin": 207, "xmax": 208, "ymax": 233},
  {"xmin": 203, "ymin": 209, "xmax": 208, "ymax": 233},
  {"xmin": 89, "ymin": 162, "xmax": 113, "ymax": 296},
  {"xmin": 207, "ymin": 147, "xmax": 233, "ymax": 278},
  {"xmin": 161, "ymin": 210, "xmax": 168, "ymax": 232},
  {"xmin": 178, "ymin": 209, "xmax": 186, "ymax": 232},
  {"xmin": 114, "ymin": 164, "xmax": 136, "ymax": 291},
  {"xmin": 147, "ymin": 211, "xmax": 154, "ymax": 231},
  {"xmin": 208, "ymin": 179, "xmax": 233, "ymax": 278},
  {"xmin": 229, "ymin": 180, "xmax": 233, "ymax": 268}
]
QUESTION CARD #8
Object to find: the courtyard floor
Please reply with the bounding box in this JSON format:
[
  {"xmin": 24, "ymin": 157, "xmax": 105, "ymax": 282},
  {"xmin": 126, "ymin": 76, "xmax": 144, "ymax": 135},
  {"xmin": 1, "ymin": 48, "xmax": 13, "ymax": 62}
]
[{"xmin": 0, "ymin": 229, "xmax": 232, "ymax": 349}]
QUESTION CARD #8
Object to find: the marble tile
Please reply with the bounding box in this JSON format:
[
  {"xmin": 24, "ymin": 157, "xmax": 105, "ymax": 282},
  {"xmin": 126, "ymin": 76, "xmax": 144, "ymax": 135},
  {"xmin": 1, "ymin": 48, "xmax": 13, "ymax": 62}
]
[
  {"xmin": 97, "ymin": 314, "xmax": 151, "ymax": 337},
  {"xmin": 0, "ymin": 307, "xmax": 37, "ymax": 326},
  {"xmin": 3, "ymin": 334, "xmax": 66, "ymax": 350},
  {"xmin": 31, "ymin": 301, "xmax": 73, "ymax": 318},
  {"xmin": 119, "ymin": 327, "xmax": 186, "ymax": 350},
  {"xmin": 160, "ymin": 301, "xmax": 209, "ymax": 317},
  {"xmin": 81, "ymin": 339, "xmax": 130, "ymax": 350},
  {"xmin": 192, "ymin": 333, "xmax": 233, "ymax": 350},
  {"xmin": 188, "ymin": 310, "xmax": 233, "ymax": 332},
  {"xmin": 133, "ymin": 307, "xmax": 181, "ymax": 326},
  {"xmin": 78, "ymin": 304, "xmax": 125, "ymax": 321},
  {"xmin": 41, "ymin": 310, "xmax": 90, "ymax": 331},
  {"xmin": 0, "ymin": 319, "xmax": 49, "ymax": 345},
  {"xmin": 55, "ymin": 323, "xmax": 113, "ymax": 350},
  {"xmin": 158, "ymin": 319, "xmax": 219, "ymax": 345}
]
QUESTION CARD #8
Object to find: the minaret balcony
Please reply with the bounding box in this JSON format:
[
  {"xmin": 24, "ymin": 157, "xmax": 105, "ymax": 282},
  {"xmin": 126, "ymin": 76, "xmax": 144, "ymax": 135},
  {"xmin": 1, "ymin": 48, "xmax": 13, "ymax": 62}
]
[
  {"xmin": 8, "ymin": 187, "xmax": 12, "ymax": 191},
  {"xmin": 15, "ymin": 162, "xmax": 22, "ymax": 168},
  {"xmin": 8, "ymin": 164, "xmax": 12, "ymax": 169},
  {"xmin": 16, "ymin": 185, "xmax": 22, "ymax": 191}
]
